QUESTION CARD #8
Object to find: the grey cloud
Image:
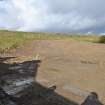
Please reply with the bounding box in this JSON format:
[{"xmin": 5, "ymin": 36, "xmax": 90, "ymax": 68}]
[{"xmin": 0, "ymin": 0, "xmax": 105, "ymax": 34}]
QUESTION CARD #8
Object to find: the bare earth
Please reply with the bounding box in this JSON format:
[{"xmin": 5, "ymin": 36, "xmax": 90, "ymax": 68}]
[{"xmin": 4, "ymin": 40, "xmax": 105, "ymax": 104}]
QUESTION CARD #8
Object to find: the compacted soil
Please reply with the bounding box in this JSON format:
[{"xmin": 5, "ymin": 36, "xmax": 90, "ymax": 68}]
[{"xmin": 1, "ymin": 40, "xmax": 105, "ymax": 104}]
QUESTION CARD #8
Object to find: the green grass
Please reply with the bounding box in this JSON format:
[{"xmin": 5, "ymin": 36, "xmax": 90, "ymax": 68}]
[
  {"xmin": 0, "ymin": 31, "xmax": 35, "ymax": 53},
  {"xmin": 0, "ymin": 30, "xmax": 103, "ymax": 53}
]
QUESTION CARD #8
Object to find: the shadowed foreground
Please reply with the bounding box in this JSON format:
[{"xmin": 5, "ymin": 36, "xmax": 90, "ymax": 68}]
[{"xmin": 0, "ymin": 57, "xmax": 78, "ymax": 105}]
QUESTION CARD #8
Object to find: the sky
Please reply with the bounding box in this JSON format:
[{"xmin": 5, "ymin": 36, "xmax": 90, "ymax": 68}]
[{"xmin": 0, "ymin": 0, "xmax": 105, "ymax": 34}]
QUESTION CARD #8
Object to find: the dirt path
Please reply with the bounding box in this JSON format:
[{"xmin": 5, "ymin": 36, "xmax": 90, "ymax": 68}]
[{"xmin": 3, "ymin": 40, "xmax": 105, "ymax": 104}]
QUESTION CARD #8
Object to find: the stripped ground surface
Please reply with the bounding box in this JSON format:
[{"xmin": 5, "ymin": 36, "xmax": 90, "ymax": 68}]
[{"xmin": 2, "ymin": 40, "xmax": 105, "ymax": 104}]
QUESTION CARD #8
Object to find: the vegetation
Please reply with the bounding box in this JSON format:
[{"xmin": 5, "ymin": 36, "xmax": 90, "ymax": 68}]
[
  {"xmin": 99, "ymin": 35, "xmax": 105, "ymax": 43},
  {"xmin": 0, "ymin": 30, "xmax": 104, "ymax": 53}
]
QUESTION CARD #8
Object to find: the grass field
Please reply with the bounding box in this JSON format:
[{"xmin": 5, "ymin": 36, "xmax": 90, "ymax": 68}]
[{"xmin": 0, "ymin": 30, "xmax": 103, "ymax": 53}]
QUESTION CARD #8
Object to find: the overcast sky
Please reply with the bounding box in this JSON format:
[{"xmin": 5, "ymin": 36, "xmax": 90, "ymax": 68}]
[{"xmin": 0, "ymin": 0, "xmax": 105, "ymax": 34}]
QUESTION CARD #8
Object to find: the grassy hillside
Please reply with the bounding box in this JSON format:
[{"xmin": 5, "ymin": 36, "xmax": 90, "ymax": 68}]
[{"xmin": 0, "ymin": 30, "xmax": 103, "ymax": 53}]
